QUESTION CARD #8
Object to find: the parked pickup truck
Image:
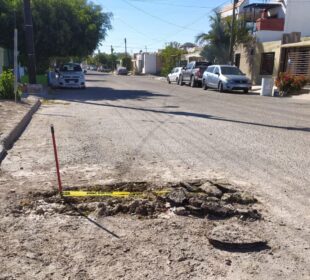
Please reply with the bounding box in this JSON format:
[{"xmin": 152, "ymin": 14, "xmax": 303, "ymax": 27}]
[{"xmin": 180, "ymin": 61, "xmax": 212, "ymax": 87}]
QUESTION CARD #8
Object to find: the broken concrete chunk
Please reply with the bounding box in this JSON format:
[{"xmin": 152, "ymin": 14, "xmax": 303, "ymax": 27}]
[
  {"xmin": 222, "ymin": 192, "xmax": 257, "ymax": 205},
  {"xmin": 201, "ymin": 202, "xmax": 235, "ymax": 218},
  {"xmin": 173, "ymin": 207, "xmax": 189, "ymax": 216},
  {"xmin": 199, "ymin": 182, "xmax": 222, "ymax": 198},
  {"xmin": 167, "ymin": 188, "xmax": 188, "ymax": 205},
  {"xmin": 188, "ymin": 197, "xmax": 203, "ymax": 208}
]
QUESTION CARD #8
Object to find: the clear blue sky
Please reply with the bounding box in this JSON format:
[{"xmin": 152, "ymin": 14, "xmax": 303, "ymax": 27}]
[{"xmin": 93, "ymin": 0, "xmax": 232, "ymax": 54}]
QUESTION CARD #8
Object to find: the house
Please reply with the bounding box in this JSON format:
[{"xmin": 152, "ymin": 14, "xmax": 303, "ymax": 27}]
[
  {"xmin": 181, "ymin": 46, "xmax": 204, "ymax": 64},
  {"xmin": 217, "ymin": 0, "xmax": 250, "ymax": 19},
  {"xmin": 132, "ymin": 52, "xmax": 161, "ymax": 75},
  {"xmin": 220, "ymin": 0, "xmax": 310, "ymax": 84}
]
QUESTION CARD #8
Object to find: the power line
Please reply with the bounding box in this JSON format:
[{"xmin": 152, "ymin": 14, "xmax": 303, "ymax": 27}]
[{"xmin": 121, "ymin": 0, "xmax": 201, "ymax": 32}]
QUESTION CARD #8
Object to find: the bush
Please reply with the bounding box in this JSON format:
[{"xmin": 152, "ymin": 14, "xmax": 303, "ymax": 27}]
[
  {"xmin": 0, "ymin": 70, "xmax": 15, "ymax": 99},
  {"xmin": 275, "ymin": 72, "xmax": 308, "ymax": 96}
]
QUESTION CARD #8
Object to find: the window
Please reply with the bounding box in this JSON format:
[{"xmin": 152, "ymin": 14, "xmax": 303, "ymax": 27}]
[
  {"xmin": 260, "ymin": 52, "xmax": 275, "ymax": 75},
  {"xmin": 207, "ymin": 66, "xmax": 214, "ymax": 73},
  {"xmin": 221, "ymin": 66, "xmax": 243, "ymax": 75},
  {"xmin": 235, "ymin": 53, "xmax": 241, "ymax": 68},
  {"xmin": 214, "ymin": 67, "xmax": 220, "ymax": 74}
]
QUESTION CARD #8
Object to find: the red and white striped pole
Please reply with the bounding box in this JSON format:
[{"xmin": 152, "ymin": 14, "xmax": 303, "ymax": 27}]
[{"xmin": 51, "ymin": 125, "xmax": 62, "ymax": 194}]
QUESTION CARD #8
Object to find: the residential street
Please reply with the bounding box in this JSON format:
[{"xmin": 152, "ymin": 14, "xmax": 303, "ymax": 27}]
[{"xmin": 1, "ymin": 72, "xmax": 310, "ymax": 279}]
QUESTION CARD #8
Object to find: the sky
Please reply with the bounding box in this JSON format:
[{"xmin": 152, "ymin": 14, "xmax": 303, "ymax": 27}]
[{"xmin": 93, "ymin": 0, "xmax": 233, "ymax": 54}]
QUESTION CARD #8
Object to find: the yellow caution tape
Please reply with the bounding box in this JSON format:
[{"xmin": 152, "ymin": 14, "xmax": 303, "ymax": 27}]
[{"xmin": 62, "ymin": 190, "xmax": 170, "ymax": 197}]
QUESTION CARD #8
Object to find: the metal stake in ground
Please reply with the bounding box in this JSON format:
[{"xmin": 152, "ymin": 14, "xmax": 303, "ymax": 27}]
[{"xmin": 51, "ymin": 125, "xmax": 62, "ymax": 194}]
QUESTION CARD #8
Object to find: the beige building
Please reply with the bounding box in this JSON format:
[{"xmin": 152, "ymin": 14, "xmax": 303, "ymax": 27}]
[{"xmin": 235, "ymin": 35, "xmax": 310, "ymax": 85}]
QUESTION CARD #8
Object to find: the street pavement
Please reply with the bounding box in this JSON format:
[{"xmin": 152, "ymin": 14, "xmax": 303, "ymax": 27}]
[
  {"xmin": 2, "ymin": 72, "xmax": 310, "ymax": 221},
  {"xmin": 2, "ymin": 72, "xmax": 310, "ymax": 223},
  {"xmin": 1, "ymin": 71, "xmax": 310, "ymax": 278}
]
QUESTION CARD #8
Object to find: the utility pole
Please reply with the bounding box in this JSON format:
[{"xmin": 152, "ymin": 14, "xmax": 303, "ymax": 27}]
[
  {"xmin": 14, "ymin": 28, "xmax": 18, "ymax": 102},
  {"xmin": 124, "ymin": 38, "xmax": 127, "ymax": 56},
  {"xmin": 23, "ymin": 0, "xmax": 36, "ymax": 84},
  {"xmin": 229, "ymin": 0, "xmax": 238, "ymax": 65}
]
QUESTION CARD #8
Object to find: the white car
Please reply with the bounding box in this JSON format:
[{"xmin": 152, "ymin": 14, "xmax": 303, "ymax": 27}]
[
  {"xmin": 57, "ymin": 63, "xmax": 86, "ymax": 89},
  {"xmin": 167, "ymin": 67, "xmax": 183, "ymax": 84}
]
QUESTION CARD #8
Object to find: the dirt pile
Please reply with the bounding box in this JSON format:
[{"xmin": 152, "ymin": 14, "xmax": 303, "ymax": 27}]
[{"xmin": 10, "ymin": 180, "xmax": 262, "ymax": 221}]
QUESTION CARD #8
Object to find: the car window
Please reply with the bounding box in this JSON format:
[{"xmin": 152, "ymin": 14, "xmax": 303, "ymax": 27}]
[
  {"xmin": 60, "ymin": 64, "xmax": 82, "ymax": 72},
  {"xmin": 207, "ymin": 66, "xmax": 214, "ymax": 73},
  {"xmin": 187, "ymin": 63, "xmax": 193, "ymax": 70},
  {"xmin": 221, "ymin": 66, "xmax": 243, "ymax": 75},
  {"xmin": 214, "ymin": 67, "xmax": 220, "ymax": 74},
  {"xmin": 196, "ymin": 62, "xmax": 210, "ymax": 67}
]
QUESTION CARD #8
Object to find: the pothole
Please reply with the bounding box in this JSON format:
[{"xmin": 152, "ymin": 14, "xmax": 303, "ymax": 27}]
[{"xmin": 11, "ymin": 180, "xmax": 262, "ymax": 221}]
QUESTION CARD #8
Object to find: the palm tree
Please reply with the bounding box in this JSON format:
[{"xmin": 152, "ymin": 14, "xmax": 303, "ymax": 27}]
[{"xmin": 196, "ymin": 12, "xmax": 251, "ymax": 64}]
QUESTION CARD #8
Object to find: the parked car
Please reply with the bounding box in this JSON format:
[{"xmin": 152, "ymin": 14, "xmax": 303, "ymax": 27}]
[
  {"xmin": 202, "ymin": 65, "xmax": 252, "ymax": 93},
  {"xmin": 116, "ymin": 67, "xmax": 128, "ymax": 75},
  {"xmin": 180, "ymin": 61, "xmax": 212, "ymax": 87},
  {"xmin": 57, "ymin": 63, "xmax": 86, "ymax": 89},
  {"xmin": 167, "ymin": 67, "xmax": 183, "ymax": 84}
]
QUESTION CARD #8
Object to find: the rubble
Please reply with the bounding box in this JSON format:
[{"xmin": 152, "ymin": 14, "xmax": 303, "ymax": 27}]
[{"xmin": 12, "ymin": 180, "xmax": 262, "ymax": 222}]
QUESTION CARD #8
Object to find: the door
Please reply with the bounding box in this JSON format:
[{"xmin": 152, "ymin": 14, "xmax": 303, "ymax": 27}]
[
  {"xmin": 183, "ymin": 62, "xmax": 193, "ymax": 81},
  {"xmin": 212, "ymin": 66, "xmax": 220, "ymax": 88},
  {"xmin": 205, "ymin": 66, "xmax": 214, "ymax": 87}
]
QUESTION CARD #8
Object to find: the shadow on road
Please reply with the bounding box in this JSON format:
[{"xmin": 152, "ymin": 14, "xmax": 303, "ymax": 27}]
[
  {"xmin": 51, "ymin": 86, "xmax": 170, "ymax": 102},
  {"xmin": 49, "ymin": 86, "xmax": 310, "ymax": 133}
]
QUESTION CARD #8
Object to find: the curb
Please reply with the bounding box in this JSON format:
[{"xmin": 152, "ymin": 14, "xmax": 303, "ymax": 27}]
[{"xmin": 0, "ymin": 97, "xmax": 41, "ymax": 163}]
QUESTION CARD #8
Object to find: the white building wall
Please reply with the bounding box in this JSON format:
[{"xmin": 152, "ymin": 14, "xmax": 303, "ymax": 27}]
[
  {"xmin": 142, "ymin": 53, "xmax": 157, "ymax": 74},
  {"xmin": 284, "ymin": 0, "xmax": 310, "ymax": 37},
  {"xmin": 255, "ymin": 30, "xmax": 284, "ymax": 42}
]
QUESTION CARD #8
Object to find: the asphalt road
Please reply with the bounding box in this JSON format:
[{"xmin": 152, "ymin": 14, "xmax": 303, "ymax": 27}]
[
  {"xmin": 2, "ymin": 71, "xmax": 310, "ymax": 226},
  {"xmin": 1, "ymin": 71, "xmax": 310, "ymax": 279}
]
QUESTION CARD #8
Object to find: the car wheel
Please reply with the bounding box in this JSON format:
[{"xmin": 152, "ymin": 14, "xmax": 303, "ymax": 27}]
[
  {"xmin": 167, "ymin": 77, "xmax": 171, "ymax": 84},
  {"xmin": 176, "ymin": 77, "xmax": 179, "ymax": 84},
  {"xmin": 243, "ymin": 89, "xmax": 249, "ymax": 93},
  {"xmin": 190, "ymin": 76, "xmax": 196, "ymax": 87},
  {"xmin": 218, "ymin": 82, "xmax": 224, "ymax": 93},
  {"xmin": 202, "ymin": 79, "xmax": 208, "ymax": 90}
]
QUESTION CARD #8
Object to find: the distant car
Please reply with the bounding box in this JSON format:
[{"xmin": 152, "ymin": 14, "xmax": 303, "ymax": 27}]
[
  {"xmin": 116, "ymin": 67, "xmax": 128, "ymax": 75},
  {"xmin": 202, "ymin": 65, "xmax": 252, "ymax": 93},
  {"xmin": 167, "ymin": 67, "xmax": 183, "ymax": 84},
  {"xmin": 57, "ymin": 63, "xmax": 86, "ymax": 89}
]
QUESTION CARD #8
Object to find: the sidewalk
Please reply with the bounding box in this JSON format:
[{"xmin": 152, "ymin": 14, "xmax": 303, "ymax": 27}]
[{"xmin": 0, "ymin": 96, "xmax": 41, "ymax": 162}]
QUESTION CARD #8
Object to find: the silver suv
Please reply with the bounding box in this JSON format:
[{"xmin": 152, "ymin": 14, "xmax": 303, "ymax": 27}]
[{"xmin": 202, "ymin": 65, "xmax": 252, "ymax": 93}]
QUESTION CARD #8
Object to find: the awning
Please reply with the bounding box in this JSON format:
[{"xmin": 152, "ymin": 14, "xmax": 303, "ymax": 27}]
[
  {"xmin": 281, "ymin": 41, "xmax": 310, "ymax": 48},
  {"xmin": 243, "ymin": 3, "xmax": 282, "ymax": 10}
]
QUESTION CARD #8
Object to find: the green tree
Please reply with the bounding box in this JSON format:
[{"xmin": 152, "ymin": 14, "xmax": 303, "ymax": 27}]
[
  {"xmin": 0, "ymin": 0, "xmax": 112, "ymax": 73},
  {"xmin": 196, "ymin": 13, "xmax": 251, "ymax": 64},
  {"xmin": 160, "ymin": 42, "xmax": 186, "ymax": 76}
]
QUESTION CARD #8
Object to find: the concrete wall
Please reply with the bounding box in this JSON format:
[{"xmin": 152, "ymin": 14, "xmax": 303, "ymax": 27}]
[
  {"xmin": 236, "ymin": 40, "xmax": 282, "ymax": 85},
  {"xmin": 142, "ymin": 53, "xmax": 157, "ymax": 74},
  {"xmin": 255, "ymin": 30, "xmax": 284, "ymax": 43},
  {"xmin": 285, "ymin": 0, "xmax": 310, "ymax": 37}
]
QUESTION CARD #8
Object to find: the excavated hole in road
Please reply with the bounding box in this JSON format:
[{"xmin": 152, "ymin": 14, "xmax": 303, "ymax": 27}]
[{"xmin": 14, "ymin": 180, "xmax": 262, "ymax": 221}]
